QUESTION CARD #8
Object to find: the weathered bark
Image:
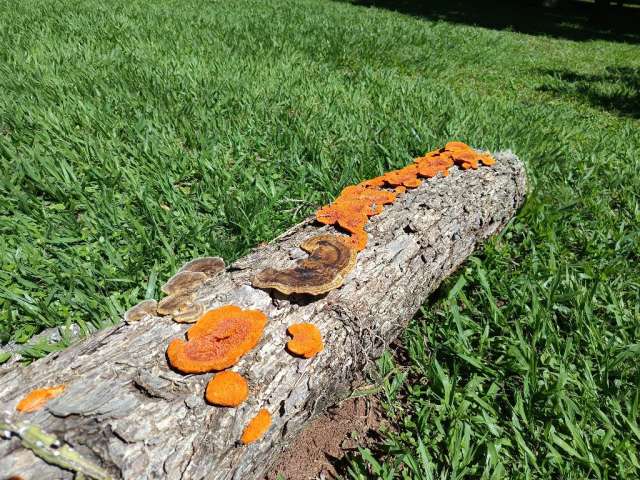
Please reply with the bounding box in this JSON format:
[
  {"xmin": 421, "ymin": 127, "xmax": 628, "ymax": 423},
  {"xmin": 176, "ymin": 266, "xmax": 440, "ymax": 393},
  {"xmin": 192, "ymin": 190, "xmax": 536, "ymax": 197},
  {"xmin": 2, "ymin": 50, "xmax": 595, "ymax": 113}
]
[{"xmin": 0, "ymin": 152, "xmax": 526, "ymax": 480}]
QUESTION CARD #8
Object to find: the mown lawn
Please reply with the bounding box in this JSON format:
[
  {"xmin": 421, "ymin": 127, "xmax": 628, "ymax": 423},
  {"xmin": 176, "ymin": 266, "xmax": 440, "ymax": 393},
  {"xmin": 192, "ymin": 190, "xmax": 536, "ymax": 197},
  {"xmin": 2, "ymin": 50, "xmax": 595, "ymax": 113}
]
[{"xmin": 1, "ymin": 0, "xmax": 639, "ymax": 477}]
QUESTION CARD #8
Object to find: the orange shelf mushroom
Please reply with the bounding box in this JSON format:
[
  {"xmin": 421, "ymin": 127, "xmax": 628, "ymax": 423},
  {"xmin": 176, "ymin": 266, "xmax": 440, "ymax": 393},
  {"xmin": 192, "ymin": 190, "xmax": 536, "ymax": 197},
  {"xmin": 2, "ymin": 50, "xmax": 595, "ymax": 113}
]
[
  {"xmin": 382, "ymin": 164, "xmax": 422, "ymax": 188},
  {"xmin": 205, "ymin": 371, "xmax": 249, "ymax": 407},
  {"xmin": 253, "ymin": 234, "xmax": 357, "ymax": 295},
  {"xmin": 167, "ymin": 305, "xmax": 267, "ymax": 373},
  {"xmin": 241, "ymin": 408, "xmax": 272, "ymax": 445},
  {"xmin": 16, "ymin": 385, "xmax": 66, "ymax": 413},
  {"xmin": 414, "ymin": 152, "xmax": 454, "ymax": 178},
  {"xmin": 286, "ymin": 323, "xmax": 324, "ymax": 358}
]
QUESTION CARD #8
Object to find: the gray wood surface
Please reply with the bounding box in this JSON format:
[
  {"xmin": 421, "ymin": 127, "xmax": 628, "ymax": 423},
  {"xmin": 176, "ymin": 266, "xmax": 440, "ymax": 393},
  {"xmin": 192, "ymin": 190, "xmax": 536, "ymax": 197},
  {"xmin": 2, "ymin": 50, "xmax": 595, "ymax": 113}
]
[{"xmin": 0, "ymin": 152, "xmax": 526, "ymax": 480}]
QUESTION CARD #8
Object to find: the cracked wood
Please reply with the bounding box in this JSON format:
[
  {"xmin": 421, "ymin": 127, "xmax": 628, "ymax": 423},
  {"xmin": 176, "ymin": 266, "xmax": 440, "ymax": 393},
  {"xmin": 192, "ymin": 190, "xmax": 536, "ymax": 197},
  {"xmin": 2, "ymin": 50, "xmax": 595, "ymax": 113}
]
[{"xmin": 0, "ymin": 152, "xmax": 527, "ymax": 480}]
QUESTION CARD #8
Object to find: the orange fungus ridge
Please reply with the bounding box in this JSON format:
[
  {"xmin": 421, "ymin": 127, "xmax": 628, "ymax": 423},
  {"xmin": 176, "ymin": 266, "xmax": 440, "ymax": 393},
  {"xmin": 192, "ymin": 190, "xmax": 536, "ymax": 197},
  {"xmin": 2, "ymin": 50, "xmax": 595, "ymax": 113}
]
[
  {"xmin": 16, "ymin": 385, "xmax": 66, "ymax": 413},
  {"xmin": 315, "ymin": 142, "xmax": 496, "ymax": 251},
  {"xmin": 241, "ymin": 408, "xmax": 272, "ymax": 445}
]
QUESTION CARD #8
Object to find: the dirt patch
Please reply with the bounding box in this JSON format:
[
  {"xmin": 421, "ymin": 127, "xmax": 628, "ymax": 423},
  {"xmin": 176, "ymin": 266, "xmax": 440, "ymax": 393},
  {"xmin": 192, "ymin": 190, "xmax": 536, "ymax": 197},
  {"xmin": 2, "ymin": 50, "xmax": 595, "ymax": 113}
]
[{"xmin": 265, "ymin": 396, "xmax": 384, "ymax": 480}]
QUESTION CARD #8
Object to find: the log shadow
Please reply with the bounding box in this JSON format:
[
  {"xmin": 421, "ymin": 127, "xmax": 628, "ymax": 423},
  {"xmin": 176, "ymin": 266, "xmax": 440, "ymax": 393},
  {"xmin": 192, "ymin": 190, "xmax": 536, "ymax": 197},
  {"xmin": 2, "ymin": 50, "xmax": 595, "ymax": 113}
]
[
  {"xmin": 343, "ymin": 0, "xmax": 640, "ymax": 44},
  {"xmin": 537, "ymin": 66, "xmax": 640, "ymax": 119}
]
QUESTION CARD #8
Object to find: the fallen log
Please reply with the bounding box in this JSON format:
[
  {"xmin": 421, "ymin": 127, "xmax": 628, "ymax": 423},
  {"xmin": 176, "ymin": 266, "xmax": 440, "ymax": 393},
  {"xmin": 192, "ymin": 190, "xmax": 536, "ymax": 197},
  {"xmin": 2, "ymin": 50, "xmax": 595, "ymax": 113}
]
[{"xmin": 0, "ymin": 152, "xmax": 526, "ymax": 480}]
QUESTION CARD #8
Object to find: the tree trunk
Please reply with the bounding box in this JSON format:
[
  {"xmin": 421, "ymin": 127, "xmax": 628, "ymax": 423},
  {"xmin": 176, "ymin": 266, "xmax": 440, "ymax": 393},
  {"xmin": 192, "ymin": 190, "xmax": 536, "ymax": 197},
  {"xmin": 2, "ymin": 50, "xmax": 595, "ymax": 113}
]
[{"xmin": 0, "ymin": 152, "xmax": 527, "ymax": 480}]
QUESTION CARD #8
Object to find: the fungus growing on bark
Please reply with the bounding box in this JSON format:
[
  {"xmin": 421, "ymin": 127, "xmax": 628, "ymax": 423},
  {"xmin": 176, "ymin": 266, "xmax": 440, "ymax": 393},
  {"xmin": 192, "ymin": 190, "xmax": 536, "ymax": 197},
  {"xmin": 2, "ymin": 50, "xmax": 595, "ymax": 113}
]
[
  {"xmin": 124, "ymin": 299, "xmax": 158, "ymax": 323},
  {"xmin": 241, "ymin": 408, "xmax": 272, "ymax": 445},
  {"xmin": 478, "ymin": 153, "xmax": 496, "ymax": 166},
  {"xmin": 179, "ymin": 257, "xmax": 225, "ymax": 277},
  {"xmin": 415, "ymin": 153, "xmax": 454, "ymax": 178},
  {"xmin": 316, "ymin": 202, "xmax": 370, "ymax": 251},
  {"xmin": 337, "ymin": 185, "xmax": 396, "ymax": 209},
  {"xmin": 157, "ymin": 292, "xmax": 195, "ymax": 316},
  {"xmin": 452, "ymin": 149, "xmax": 480, "ymax": 169},
  {"xmin": 173, "ymin": 302, "xmax": 205, "ymax": 324},
  {"xmin": 252, "ymin": 234, "xmax": 356, "ymax": 295},
  {"xmin": 16, "ymin": 385, "xmax": 66, "ymax": 413},
  {"xmin": 167, "ymin": 305, "xmax": 267, "ymax": 373},
  {"xmin": 286, "ymin": 323, "xmax": 323, "ymax": 358},
  {"xmin": 358, "ymin": 175, "xmax": 387, "ymax": 189},
  {"xmin": 161, "ymin": 271, "xmax": 207, "ymax": 295},
  {"xmin": 382, "ymin": 165, "xmax": 422, "ymax": 188},
  {"xmin": 444, "ymin": 141, "xmax": 471, "ymax": 152},
  {"xmin": 205, "ymin": 371, "xmax": 248, "ymax": 407},
  {"xmin": 440, "ymin": 141, "xmax": 498, "ymax": 170}
]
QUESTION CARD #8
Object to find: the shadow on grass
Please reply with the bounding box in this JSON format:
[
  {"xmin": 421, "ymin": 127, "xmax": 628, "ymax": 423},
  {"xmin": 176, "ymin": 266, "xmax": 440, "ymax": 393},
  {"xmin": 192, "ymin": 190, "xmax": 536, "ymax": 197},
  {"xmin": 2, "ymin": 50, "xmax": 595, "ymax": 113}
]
[
  {"xmin": 344, "ymin": 0, "xmax": 640, "ymax": 44},
  {"xmin": 538, "ymin": 66, "xmax": 640, "ymax": 118}
]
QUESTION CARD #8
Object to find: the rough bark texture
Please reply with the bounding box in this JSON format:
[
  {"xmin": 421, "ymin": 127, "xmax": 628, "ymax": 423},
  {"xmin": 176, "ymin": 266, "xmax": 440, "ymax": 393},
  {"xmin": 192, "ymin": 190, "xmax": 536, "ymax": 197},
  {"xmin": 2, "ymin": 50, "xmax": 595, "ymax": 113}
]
[{"xmin": 0, "ymin": 152, "xmax": 526, "ymax": 480}]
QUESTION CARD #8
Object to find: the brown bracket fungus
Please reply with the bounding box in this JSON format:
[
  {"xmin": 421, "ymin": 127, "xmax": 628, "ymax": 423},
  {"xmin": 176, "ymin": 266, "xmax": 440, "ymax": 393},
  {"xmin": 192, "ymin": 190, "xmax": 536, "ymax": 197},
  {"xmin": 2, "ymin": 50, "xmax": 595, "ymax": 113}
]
[
  {"xmin": 161, "ymin": 270, "xmax": 208, "ymax": 296},
  {"xmin": 205, "ymin": 371, "xmax": 249, "ymax": 407},
  {"xmin": 172, "ymin": 302, "xmax": 205, "ymax": 324},
  {"xmin": 252, "ymin": 234, "xmax": 356, "ymax": 295},
  {"xmin": 241, "ymin": 408, "xmax": 272, "ymax": 445},
  {"xmin": 157, "ymin": 292, "xmax": 195, "ymax": 316},
  {"xmin": 124, "ymin": 299, "xmax": 158, "ymax": 323},
  {"xmin": 167, "ymin": 305, "xmax": 267, "ymax": 374},
  {"xmin": 16, "ymin": 385, "xmax": 66, "ymax": 413},
  {"xmin": 286, "ymin": 323, "xmax": 323, "ymax": 358},
  {"xmin": 179, "ymin": 256, "xmax": 225, "ymax": 277}
]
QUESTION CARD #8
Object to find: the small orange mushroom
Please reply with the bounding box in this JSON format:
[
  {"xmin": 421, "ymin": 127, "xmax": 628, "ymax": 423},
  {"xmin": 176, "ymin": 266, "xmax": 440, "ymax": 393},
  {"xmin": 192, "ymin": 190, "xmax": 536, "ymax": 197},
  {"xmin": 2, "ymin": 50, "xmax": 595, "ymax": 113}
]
[
  {"xmin": 316, "ymin": 201, "xmax": 370, "ymax": 251},
  {"xmin": 444, "ymin": 141, "xmax": 472, "ymax": 152},
  {"xmin": 241, "ymin": 408, "xmax": 272, "ymax": 445},
  {"xmin": 382, "ymin": 165, "xmax": 422, "ymax": 188},
  {"xmin": 478, "ymin": 153, "xmax": 496, "ymax": 166},
  {"xmin": 357, "ymin": 175, "xmax": 387, "ymax": 188},
  {"xmin": 16, "ymin": 385, "xmax": 66, "ymax": 413},
  {"xmin": 451, "ymin": 149, "xmax": 480, "ymax": 169},
  {"xmin": 286, "ymin": 323, "xmax": 324, "ymax": 358},
  {"xmin": 205, "ymin": 371, "xmax": 249, "ymax": 407},
  {"xmin": 167, "ymin": 305, "xmax": 267, "ymax": 373},
  {"xmin": 415, "ymin": 154, "xmax": 454, "ymax": 178}
]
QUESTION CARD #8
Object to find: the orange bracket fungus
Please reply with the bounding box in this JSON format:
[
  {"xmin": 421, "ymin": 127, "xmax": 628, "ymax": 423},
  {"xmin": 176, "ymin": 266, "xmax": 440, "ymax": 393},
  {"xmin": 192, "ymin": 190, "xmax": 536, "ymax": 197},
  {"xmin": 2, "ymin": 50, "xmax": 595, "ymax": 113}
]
[
  {"xmin": 286, "ymin": 323, "xmax": 324, "ymax": 358},
  {"xmin": 205, "ymin": 371, "xmax": 249, "ymax": 407},
  {"xmin": 16, "ymin": 385, "xmax": 66, "ymax": 413},
  {"xmin": 252, "ymin": 234, "xmax": 357, "ymax": 295},
  {"xmin": 316, "ymin": 185, "xmax": 397, "ymax": 251},
  {"xmin": 241, "ymin": 408, "xmax": 272, "ymax": 445},
  {"xmin": 161, "ymin": 271, "xmax": 207, "ymax": 296},
  {"xmin": 167, "ymin": 305, "xmax": 267, "ymax": 373},
  {"xmin": 414, "ymin": 152, "xmax": 454, "ymax": 178},
  {"xmin": 382, "ymin": 164, "xmax": 422, "ymax": 188},
  {"xmin": 124, "ymin": 299, "xmax": 158, "ymax": 323},
  {"xmin": 179, "ymin": 256, "xmax": 225, "ymax": 277}
]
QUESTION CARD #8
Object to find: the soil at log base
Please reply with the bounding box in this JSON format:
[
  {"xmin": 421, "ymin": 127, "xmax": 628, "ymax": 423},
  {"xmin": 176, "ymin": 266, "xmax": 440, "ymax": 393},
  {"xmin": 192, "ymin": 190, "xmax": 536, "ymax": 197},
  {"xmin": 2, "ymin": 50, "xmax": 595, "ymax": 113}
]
[{"xmin": 266, "ymin": 396, "xmax": 384, "ymax": 479}]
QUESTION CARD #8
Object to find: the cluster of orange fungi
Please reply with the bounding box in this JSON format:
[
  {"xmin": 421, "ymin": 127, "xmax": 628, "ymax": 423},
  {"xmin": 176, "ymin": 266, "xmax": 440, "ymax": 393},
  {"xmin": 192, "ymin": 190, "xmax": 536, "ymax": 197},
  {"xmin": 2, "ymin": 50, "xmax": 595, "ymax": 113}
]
[{"xmin": 317, "ymin": 141, "xmax": 495, "ymax": 251}]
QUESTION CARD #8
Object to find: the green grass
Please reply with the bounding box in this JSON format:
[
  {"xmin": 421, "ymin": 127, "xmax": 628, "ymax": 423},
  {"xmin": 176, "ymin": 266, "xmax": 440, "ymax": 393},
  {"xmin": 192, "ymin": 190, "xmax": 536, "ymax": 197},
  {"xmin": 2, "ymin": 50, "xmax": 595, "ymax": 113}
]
[{"xmin": 0, "ymin": 0, "xmax": 639, "ymax": 477}]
